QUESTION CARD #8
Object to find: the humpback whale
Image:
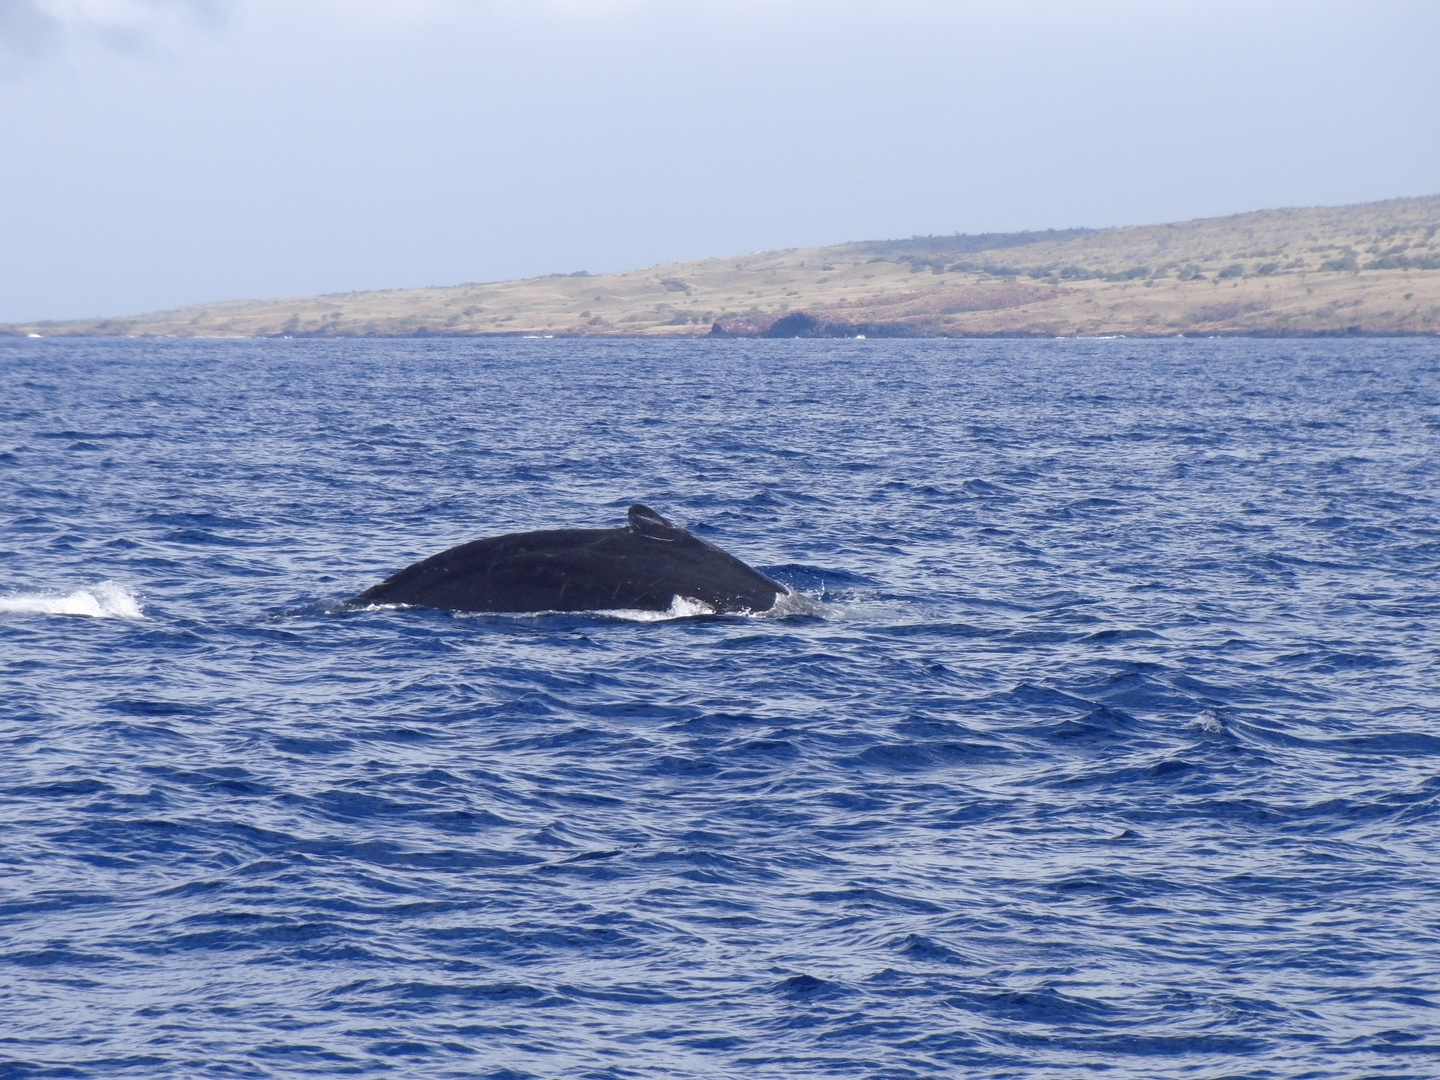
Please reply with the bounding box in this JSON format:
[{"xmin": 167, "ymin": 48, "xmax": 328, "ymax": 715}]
[{"xmin": 349, "ymin": 504, "xmax": 785, "ymax": 615}]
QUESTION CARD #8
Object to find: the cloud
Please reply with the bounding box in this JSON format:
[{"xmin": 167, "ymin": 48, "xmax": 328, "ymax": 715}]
[
  {"xmin": 0, "ymin": 0, "xmax": 63, "ymax": 66},
  {"xmin": 0, "ymin": 0, "xmax": 230, "ymax": 70},
  {"xmin": 300, "ymin": 0, "xmax": 809, "ymax": 26}
]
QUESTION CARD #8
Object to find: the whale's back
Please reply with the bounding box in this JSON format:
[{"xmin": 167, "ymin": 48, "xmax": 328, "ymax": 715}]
[{"xmin": 350, "ymin": 505, "xmax": 782, "ymax": 614}]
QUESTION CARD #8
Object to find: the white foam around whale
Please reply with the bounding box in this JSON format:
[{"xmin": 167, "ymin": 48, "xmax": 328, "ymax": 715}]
[
  {"xmin": 596, "ymin": 594, "xmax": 719, "ymax": 621},
  {"xmin": 0, "ymin": 582, "xmax": 145, "ymax": 619},
  {"xmin": 759, "ymin": 589, "xmax": 826, "ymax": 618},
  {"xmin": 368, "ymin": 589, "xmax": 828, "ymax": 622},
  {"xmin": 601, "ymin": 590, "xmax": 828, "ymax": 621}
]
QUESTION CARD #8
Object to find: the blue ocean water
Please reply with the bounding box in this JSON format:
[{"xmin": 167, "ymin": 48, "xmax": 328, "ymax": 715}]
[{"xmin": 1, "ymin": 335, "xmax": 1438, "ymax": 1079}]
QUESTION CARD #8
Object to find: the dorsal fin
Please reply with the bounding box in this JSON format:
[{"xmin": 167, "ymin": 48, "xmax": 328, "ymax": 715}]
[{"xmin": 627, "ymin": 504, "xmax": 683, "ymax": 539}]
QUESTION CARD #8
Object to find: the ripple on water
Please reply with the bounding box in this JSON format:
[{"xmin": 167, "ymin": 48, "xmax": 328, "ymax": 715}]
[{"xmin": 0, "ymin": 336, "xmax": 1438, "ymax": 1078}]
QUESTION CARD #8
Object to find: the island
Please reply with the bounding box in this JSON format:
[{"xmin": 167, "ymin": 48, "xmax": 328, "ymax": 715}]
[{"xmin": 7, "ymin": 195, "xmax": 1439, "ymax": 339}]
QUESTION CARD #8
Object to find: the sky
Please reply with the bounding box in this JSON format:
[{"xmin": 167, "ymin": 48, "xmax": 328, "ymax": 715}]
[{"xmin": 1, "ymin": 0, "xmax": 1437, "ymax": 322}]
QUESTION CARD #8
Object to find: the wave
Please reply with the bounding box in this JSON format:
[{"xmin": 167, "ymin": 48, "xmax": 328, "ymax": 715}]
[{"xmin": 0, "ymin": 582, "xmax": 144, "ymax": 619}]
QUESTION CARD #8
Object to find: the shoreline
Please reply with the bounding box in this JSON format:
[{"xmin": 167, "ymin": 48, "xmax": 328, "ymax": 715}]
[{"xmin": 7, "ymin": 194, "xmax": 1439, "ymax": 340}]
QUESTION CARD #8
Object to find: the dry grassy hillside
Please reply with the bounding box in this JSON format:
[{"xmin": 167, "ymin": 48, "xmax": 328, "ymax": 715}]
[{"xmin": 10, "ymin": 195, "xmax": 1440, "ymax": 338}]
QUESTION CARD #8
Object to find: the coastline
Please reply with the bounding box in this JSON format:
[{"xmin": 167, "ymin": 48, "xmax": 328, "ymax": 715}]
[{"xmin": 8, "ymin": 194, "xmax": 1439, "ymax": 340}]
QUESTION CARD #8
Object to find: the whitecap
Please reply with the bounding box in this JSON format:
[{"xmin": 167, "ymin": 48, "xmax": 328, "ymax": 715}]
[
  {"xmin": 0, "ymin": 582, "xmax": 145, "ymax": 619},
  {"xmin": 1191, "ymin": 709, "xmax": 1226, "ymax": 734}
]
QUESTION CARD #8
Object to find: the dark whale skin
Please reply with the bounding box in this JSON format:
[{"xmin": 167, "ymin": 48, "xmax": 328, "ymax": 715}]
[{"xmin": 349, "ymin": 505, "xmax": 783, "ymax": 615}]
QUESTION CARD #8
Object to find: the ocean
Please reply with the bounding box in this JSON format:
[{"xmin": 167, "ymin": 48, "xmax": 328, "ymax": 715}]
[{"xmin": 2, "ymin": 335, "xmax": 1438, "ymax": 1078}]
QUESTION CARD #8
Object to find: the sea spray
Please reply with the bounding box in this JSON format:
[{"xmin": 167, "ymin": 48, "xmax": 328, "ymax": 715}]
[{"xmin": 0, "ymin": 581, "xmax": 144, "ymax": 619}]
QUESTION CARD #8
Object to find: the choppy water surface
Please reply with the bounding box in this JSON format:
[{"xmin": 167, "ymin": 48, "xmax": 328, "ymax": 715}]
[{"xmin": 2, "ymin": 336, "xmax": 1439, "ymax": 1078}]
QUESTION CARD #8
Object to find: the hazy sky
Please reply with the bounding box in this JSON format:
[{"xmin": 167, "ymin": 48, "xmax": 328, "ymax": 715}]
[{"xmin": 2, "ymin": 0, "xmax": 1437, "ymax": 322}]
